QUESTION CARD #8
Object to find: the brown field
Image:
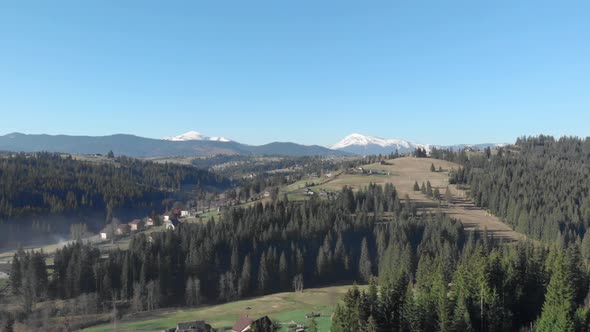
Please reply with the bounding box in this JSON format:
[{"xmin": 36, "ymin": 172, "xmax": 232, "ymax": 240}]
[{"xmin": 311, "ymin": 157, "xmax": 526, "ymax": 242}]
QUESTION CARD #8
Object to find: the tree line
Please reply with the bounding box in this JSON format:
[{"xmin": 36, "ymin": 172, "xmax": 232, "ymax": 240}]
[
  {"xmin": 331, "ymin": 237, "xmax": 590, "ymax": 331},
  {"xmin": 442, "ymin": 135, "xmax": 590, "ymax": 243},
  {"xmin": 0, "ymin": 152, "xmax": 230, "ymax": 219}
]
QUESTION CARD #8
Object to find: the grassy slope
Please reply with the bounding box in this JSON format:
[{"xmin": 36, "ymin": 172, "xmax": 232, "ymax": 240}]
[
  {"xmin": 279, "ymin": 157, "xmax": 525, "ymax": 241},
  {"xmin": 84, "ymin": 285, "xmax": 358, "ymax": 332}
]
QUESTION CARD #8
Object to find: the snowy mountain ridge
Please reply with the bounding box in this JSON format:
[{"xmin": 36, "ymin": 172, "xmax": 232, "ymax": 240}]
[{"xmin": 163, "ymin": 131, "xmax": 232, "ymax": 142}]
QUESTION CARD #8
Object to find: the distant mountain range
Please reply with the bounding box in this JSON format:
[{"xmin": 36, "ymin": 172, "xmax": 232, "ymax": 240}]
[
  {"xmin": 0, "ymin": 132, "xmax": 347, "ymax": 157},
  {"xmin": 0, "ymin": 131, "xmax": 506, "ymax": 157},
  {"xmin": 330, "ymin": 133, "xmax": 506, "ymax": 155}
]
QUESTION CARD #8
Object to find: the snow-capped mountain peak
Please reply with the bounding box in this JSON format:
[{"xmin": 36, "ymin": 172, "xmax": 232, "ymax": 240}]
[
  {"xmin": 163, "ymin": 131, "xmax": 232, "ymax": 142},
  {"xmin": 331, "ymin": 133, "xmax": 421, "ymax": 149},
  {"xmin": 331, "ymin": 133, "xmax": 507, "ymax": 155}
]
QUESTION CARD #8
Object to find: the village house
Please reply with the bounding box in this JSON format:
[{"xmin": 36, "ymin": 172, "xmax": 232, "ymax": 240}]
[
  {"xmin": 181, "ymin": 210, "xmax": 190, "ymax": 217},
  {"xmin": 231, "ymin": 315, "xmax": 273, "ymax": 332},
  {"xmin": 165, "ymin": 218, "xmax": 181, "ymax": 230},
  {"xmin": 116, "ymin": 224, "xmax": 131, "ymax": 236},
  {"xmin": 129, "ymin": 219, "xmax": 145, "ymax": 232},
  {"xmin": 163, "ymin": 215, "xmax": 170, "ymax": 222},
  {"xmin": 232, "ymin": 316, "xmax": 253, "ymax": 332},
  {"xmin": 99, "ymin": 230, "xmax": 109, "ymax": 240},
  {"xmin": 171, "ymin": 209, "xmax": 182, "ymax": 220},
  {"xmin": 174, "ymin": 320, "xmax": 213, "ymax": 332},
  {"xmin": 145, "ymin": 217, "xmax": 155, "ymax": 227}
]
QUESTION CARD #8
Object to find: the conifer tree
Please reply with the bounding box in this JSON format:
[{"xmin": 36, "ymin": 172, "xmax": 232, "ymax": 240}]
[
  {"xmin": 238, "ymin": 255, "xmax": 252, "ymax": 298},
  {"xmin": 258, "ymin": 252, "xmax": 269, "ymax": 295},
  {"xmin": 536, "ymin": 250, "xmax": 575, "ymax": 332},
  {"xmin": 359, "ymin": 238, "xmax": 373, "ymax": 283}
]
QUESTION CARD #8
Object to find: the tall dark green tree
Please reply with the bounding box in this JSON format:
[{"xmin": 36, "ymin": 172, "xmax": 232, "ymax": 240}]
[
  {"xmin": 536, "ymin": 249, "xmax": 576, "ymax": 332},
  {"xmin": 359, "ymin": 237, "xmax": 373, "ymax": 283}
]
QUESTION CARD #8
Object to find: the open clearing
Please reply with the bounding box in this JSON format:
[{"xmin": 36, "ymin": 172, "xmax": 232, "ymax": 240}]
[
  {"xmin": 84, "ymin": 285, "xmax": 357, "ymax": 332},
  {"xmin": 304, "ymin": 157, "xmax": 526, "ymax": 242}
]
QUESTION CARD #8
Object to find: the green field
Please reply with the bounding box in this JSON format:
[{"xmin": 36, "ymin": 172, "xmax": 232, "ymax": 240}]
[{"xmin": 84, "ymin": 285, "xmax": 359, "ymax": 332}]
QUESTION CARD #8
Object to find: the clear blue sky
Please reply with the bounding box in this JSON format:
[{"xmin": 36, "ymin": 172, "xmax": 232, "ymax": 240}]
[{"xmin": 1, "ymin": 1, "xmax": 589, "ymax": 146}]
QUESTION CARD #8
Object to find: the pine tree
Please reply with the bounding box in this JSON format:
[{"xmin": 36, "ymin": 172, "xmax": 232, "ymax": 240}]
[
  {"xmin": 9, "ymin": 250, "xmax": 22, "ymax": 295},
  {"xmin": 433, "ymin": 188, "xmax": 441, "ymax": 201},
  {"xmin": 239, "ymin": 255, "xmax": 252, "ymax": 298},
  {"xmin": 359, "ymin": 238, "xmax": 373, "ymax": 283},
  {"xmin": 279, "ymin": 251, "xmax": 288, "ymax": 290},
  {"xmin": 131, "ymin": 282, "xmax": 143, "ymax": 313},
  {"xmin": 536, "ymin": 250, "xmax": 575, "ymax": 332},
  {"xmin": 413, "ymin": 181, "xmax": 420, "ymax": 191},
  {"xmin": 185, "ymin": 277, "xmax": 197, "ymax": 306},
  {"xmin": 194, "ymin": 278, "xmax": 201, "ymax": 306},
  {"xmin": 582, "ymin": 232, "xmax": 590, "ymax": 266},
  {"xmin": 316, "ymin": 246, "xmax": 328, "ymax": 281},
  {"xmin": 231, "ymin": 245, "xmax": 240, "ymax": 274},
  {"xmin": 431, "ymin": 163, "xmax": 436, "ymax": 172},
  {"xmin": 452, "ymin": 297, "xmax": 473, "ymax": 332},
  {"xmin": 258, "ymin": 252, "xmax": 269, "ymax": 295},
  {"xmin": 364, "ymin": 316, "xmax": 379, "ymax": 332}
]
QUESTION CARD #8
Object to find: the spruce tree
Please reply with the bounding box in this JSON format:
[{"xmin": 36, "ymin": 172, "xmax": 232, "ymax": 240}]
[
  {"xmin": 536, "ymin": 251, "xmax": 575, "ymax": 332},
  {"xmin": 258, "ymin": 252, "xmax": 269, "ymax": 295},
  {"xmin": 239, "ymin": 255, "xmax": 252, "ymax": 298},
  {"xmin": 433, "ymin": 188, "xmax": 441, "ymax": 201},
  {"xmin": 359, "ymin": 238, "xmax": 373, "ymax": 283}
]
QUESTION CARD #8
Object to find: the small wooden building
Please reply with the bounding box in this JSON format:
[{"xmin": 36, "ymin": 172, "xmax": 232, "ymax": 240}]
[
  {"xmin": 129, "ymin": 219, "xmax": 145, "ymax": 231},
  {"xmin": 116, "ymin": 224, "xmax": 131, "ymax": 236}
]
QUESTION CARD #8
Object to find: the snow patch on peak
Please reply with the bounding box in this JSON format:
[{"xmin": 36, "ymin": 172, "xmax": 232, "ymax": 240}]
[
  {"xmin": 331, "ymin": 133, "xmax": 426, "ymax": 150},
  {"xmin": 209, "ymin": 136, "xmax": 232, "ymax": 142},
  {"xmin": 163, "ymin": 131, "xmax": 232, "ymax": 142}
]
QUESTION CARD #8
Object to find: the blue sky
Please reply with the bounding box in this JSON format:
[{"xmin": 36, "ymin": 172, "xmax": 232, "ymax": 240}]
[{"xmin": 1, "ymin": 1, "xmax": 589, "ymax": 146}]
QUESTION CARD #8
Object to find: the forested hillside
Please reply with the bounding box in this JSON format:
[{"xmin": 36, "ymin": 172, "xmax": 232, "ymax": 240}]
[
  {"xmin": 331, "ymin": 237, "xmax": 590, "ymax": 331},
  {"xmin": 6, "ymin": 184, "xmax": 466, "ymax": 330},
  {"xmin": 442, "ymin": 136, "xmax": 590, "ymax": 242},
  {"xmin": 0, "ymin": 152, "xmax": 230, "ymax": 218}
]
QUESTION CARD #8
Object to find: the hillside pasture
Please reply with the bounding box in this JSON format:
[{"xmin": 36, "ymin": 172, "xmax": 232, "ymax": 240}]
[
  {"xmin": 83, "ymin": 285, "xmax": 357, "ymax": 332},
  {"xmin": 284, "ymin": 157, "xmax": 525, "ymax": 241}
]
